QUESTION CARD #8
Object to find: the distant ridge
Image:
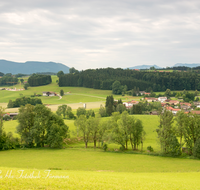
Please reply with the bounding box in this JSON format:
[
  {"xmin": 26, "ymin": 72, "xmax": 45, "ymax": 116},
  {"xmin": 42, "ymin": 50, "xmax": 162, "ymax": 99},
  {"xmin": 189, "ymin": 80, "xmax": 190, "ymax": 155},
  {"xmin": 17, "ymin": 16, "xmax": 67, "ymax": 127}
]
[
  {"xmin": 0, "ymin": 60, "xmax": 70, "ymax": 74},
  {"xmin": 127, "ymin": 65, "xmax": 162, "ymax": 70},
  {"xmin": 174, "ymin": 63, "xmax": 200, "ymax": 68}
]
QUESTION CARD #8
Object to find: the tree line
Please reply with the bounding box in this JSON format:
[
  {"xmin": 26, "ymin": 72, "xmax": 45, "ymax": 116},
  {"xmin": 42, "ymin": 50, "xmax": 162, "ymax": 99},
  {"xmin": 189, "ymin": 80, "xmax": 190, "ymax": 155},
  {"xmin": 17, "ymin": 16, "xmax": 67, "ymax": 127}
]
[
  {"xmin": 28, "ymin": 74, "xmax": 52, "ymax": 86},
  {"xmin": 58, "ymin": 68, "xmax": 200, "ymax": 91},
  {"xmin": 7, "ymin": 97, "xmax": 42, "ymax": 108}
]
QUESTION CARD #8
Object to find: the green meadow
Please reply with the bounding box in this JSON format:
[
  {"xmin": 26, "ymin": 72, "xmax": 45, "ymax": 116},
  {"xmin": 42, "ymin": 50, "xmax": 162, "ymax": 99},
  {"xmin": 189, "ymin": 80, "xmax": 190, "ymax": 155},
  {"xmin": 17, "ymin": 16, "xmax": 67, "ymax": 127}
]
[{"xmin": 1, "ymin": 75, "xmax": 200, "ymax": 189}]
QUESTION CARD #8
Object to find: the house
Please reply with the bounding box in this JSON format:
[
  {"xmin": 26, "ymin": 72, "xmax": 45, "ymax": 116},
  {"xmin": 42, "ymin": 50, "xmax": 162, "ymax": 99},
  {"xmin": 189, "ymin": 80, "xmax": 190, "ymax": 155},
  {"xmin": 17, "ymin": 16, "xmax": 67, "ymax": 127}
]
[
  {"xmin": 144, "ymin": 93, "xmax": 151, "ymax": 96},
  {"xmin": 193, "ymin": 102, "xmax": 200, "ymax": 106},
  {"xmin": 123, "ymin": 100, "xmax": 139, "ymax": 109},
  {"xmin": 165, "ymin": 107, "xmax": 180, "ymax": 115},
  {"xmin": 3, "ymin": 113, "xmax": 18, "ymax": 119},
  {"xmin": 161, "ymin": 102, "xmax": 168, "ymax": 107},
  {"xmin": 145, "ymin": 97, "xmax": 158, "ymax": 102},
  {"xmin": 139, "ymin": 91, "xmax": 146, "ymax": 95},
  {"xmin": 158, "ymin": 97, "xmax": 167, "ymax": 102},
  {"xmin": 180, "ymin": 102, "xmax": 191, "ymax": 107},
  {"xmin": 43, "ymin": 91, "xmax": 57, "ymax": 96},
  {"xmin": 150, "ymin": 111, "xmax": 159, "ymax": 115},
  {"xmin": 167, "ymin": 100, "xmax": 179, "ymax": 105},
  {"xmin": 190, "ymin": 110, "xmax": 200, "ymax": 115},
  {"xmin": 180, "ymin": 102, "xmax": 191, "ymax": 110}
]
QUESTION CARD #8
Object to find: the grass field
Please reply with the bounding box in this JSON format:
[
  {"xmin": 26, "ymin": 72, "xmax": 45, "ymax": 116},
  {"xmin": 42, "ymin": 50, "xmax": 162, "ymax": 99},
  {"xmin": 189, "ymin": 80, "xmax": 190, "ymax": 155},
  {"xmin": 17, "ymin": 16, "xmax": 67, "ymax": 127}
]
[
  {"xmin": 0, "ymin": 75, "xmax": 140, "ymax": 110},
  {"xmin": 1, "ymin": 167, "xmax": 200, "ymax": 190},
  {"xmin": 0, "ymin": 148, "xmax": 200, "ymax": 190}
]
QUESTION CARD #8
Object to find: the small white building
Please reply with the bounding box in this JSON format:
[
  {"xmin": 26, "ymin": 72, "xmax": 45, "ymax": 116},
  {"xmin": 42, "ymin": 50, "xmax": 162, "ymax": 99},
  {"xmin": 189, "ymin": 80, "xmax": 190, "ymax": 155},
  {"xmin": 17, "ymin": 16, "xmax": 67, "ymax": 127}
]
[
  {"xmin": 124, "ymin": 101, "xmax": 139, "ymax": 109},
  {"xmin": 158, "ymin": 97, "xmax": 167, "ymax": 102}
]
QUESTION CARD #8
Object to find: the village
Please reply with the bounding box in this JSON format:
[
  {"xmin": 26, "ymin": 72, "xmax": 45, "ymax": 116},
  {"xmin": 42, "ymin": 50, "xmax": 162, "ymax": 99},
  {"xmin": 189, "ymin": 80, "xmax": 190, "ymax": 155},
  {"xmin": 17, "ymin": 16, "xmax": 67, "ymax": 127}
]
[{"xmin": 123, "ymin": 91, "xmax": 200, "ymax": 115}]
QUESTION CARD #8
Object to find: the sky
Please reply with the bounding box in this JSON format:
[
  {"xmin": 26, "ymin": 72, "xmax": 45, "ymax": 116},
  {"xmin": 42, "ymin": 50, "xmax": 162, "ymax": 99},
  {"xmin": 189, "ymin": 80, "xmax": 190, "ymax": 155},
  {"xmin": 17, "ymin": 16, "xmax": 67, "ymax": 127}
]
[{"xmin": 0, "ymin": 0, "xmax": 200, "ymax": 70}]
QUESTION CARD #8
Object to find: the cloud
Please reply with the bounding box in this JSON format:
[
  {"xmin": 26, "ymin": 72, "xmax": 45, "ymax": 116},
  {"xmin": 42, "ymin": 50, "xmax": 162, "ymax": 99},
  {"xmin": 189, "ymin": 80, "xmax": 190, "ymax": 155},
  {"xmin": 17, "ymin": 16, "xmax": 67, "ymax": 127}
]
[{"xmin": 0, "ymin": 0, "xmax": 200, "ymax": 70}]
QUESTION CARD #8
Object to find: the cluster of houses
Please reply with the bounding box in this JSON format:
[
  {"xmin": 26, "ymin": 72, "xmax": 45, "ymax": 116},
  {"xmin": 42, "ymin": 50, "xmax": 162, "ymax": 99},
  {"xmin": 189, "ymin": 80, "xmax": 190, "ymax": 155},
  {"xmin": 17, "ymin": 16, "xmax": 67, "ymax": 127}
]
[{"xmin": 123, "ymin": 96, "xmax": 200, "ymax": 115}]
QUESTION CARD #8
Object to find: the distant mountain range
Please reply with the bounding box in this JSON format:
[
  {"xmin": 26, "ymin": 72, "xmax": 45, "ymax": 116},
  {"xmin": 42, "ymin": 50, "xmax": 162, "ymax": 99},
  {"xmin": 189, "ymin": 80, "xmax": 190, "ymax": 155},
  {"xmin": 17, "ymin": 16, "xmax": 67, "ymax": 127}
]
[
  {"xmin": 127, "ymin": 65, "xmax": 162, "ymax": 70},
  {"xmin": 173, "ymin": 63, "xmax": 200, "ymax": 68},
  {"xmin": 0, "ymin": 60, "xmax": 70, "ymax": 74},
  {"xmin": 127, "ymin": 63, "xmax": 200, "ymax": 70}
]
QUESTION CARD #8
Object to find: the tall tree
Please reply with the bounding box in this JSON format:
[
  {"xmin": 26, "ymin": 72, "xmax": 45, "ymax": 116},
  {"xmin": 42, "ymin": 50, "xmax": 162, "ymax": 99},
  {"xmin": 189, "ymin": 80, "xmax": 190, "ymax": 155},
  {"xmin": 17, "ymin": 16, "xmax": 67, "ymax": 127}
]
[
  {"xmin": 88, "ymin": 116, "xmax": 100, "ymax": 148},
  {"xmin": 183, "ymin": 113, "xmax": 200, "ymax": 154},
  {"xmin": 57, "ymin": 71, "xmax": 64, "ymax": 78},
  {"xmin": 105, "ymin": 95, "xmax": 114, "ymax": 116},
  {"xmin": 112, "ymin": 80, "xmax": 122, "ymax": 95},
  {"xmin": 176, "ymin": 111, "xmax": 185, "ymax": 149},
  {"xmin": 17, "ymin": 104, "xmax": 35, "ymax": 147},
  {"xmin": 60, "ymin": 89, "xmax": 64, "ymax": 96},
  {"xmin": 56, "ymin": 105, "xmax": 68, "ymax": 118},
  {"xmin": 74, "ymin": 115, "xmax": 90, "ymax": 148},
  {"xmin": 157, "ymin": 109, "xmax": 174, "ymax": 153},
  {"xmin": 33, "ymin": 104, "xmax": 52, "ymax": 147}
]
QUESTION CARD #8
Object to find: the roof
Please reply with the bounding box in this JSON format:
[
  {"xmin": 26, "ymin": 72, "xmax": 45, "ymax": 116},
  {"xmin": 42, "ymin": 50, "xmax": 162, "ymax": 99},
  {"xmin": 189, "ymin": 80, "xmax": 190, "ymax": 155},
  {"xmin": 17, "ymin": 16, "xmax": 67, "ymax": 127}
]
[
  {"xmin": 158, "ymin": 97, "xmax": 167, "ymax": 99},
  {"xmin": 180, "ymin": 102, "xmax": 191, "ymax": 106},
  {"xmin": 166, "ymin": 107, "xmax": 180, "ymax": 112},
  {"xmin": 145, "ymin": 97, "xmax": 158, "ymax": 100},
  {"xmin": 191, "ymin": 110, "xmax": 200, "ymax": 115}
]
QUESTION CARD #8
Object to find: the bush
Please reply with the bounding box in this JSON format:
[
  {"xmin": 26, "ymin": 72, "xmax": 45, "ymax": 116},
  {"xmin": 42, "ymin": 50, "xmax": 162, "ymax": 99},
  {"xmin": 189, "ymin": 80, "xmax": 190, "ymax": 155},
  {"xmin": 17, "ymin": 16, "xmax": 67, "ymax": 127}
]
[
  {"xmin": 68, "ymin": 112, "xmax": 75, "ymax": 119},
  {"xmin": 102, "ymin": 143, "xmax": 108, "ymax": 151},
  {"xmin": 147, "ymin": 146, "xmax": 154, "ymax": 152},
  {"xmin": 193, "ymin": 139, "xmax": 200, "ymax": 159},
  {"xmin": 3, "ymin": 115, "xmax": 11, "ymax": 121}
]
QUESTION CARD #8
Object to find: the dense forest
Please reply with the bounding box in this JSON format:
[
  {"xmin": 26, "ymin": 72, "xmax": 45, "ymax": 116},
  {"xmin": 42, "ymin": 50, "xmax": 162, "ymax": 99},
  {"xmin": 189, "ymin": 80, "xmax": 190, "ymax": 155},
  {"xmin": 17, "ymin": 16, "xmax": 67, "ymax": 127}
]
[
  {"xmin": 58, "ymin": 68, "xmax": 200, "ymax": 91},
  {"xmin": 28, "ymin": 74, "xmax": 52, "ymax": 87}
]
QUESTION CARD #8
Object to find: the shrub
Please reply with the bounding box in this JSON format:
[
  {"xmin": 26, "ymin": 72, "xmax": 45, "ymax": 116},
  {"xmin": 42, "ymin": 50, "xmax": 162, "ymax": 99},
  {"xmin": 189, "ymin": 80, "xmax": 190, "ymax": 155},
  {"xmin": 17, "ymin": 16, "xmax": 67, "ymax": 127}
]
[
  {"xmin": 103, "ymin": 143, "xmax": 108, "ymax": 151},
  {"xmin": 147, "ymin": 146, "xmax": 154, "ymax": 152},
  {"xmin": 3, "ymin": 115, "xmax": 11, "ymax": 121}
]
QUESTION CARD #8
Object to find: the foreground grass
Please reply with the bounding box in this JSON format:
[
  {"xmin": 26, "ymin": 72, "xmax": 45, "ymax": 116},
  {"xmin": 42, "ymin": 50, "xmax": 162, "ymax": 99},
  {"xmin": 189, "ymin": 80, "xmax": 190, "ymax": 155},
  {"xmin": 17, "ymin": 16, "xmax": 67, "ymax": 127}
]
[
  {"xmin": 0, "ymin": 167, "xmax": 200, "ymax": 190},
  {"xmin": 0, "ymin": 148, "xmax": 199, "ymax": 173}
]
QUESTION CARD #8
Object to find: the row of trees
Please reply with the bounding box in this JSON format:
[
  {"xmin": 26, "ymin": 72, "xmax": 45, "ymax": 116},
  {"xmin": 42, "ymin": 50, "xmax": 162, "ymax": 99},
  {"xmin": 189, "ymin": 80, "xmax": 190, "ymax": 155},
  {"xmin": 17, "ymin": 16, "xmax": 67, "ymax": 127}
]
[
  {"xmin": 7, "ymin": 97, "xmax": 42, "ymax": 108},
  {"xmin": 157, "ymin": 110, "xmax": 200, "ymax": 158},
  {"xmin": 58, "ymin": 68, "xmax": 200, "ymax": 91},
  {"xmin": 28, "ymin": 74, "xmax": 52, "ymax": 86},
  {"xmin": 74, "ymin": 111, "xmax": 145, "ymax": 150}
]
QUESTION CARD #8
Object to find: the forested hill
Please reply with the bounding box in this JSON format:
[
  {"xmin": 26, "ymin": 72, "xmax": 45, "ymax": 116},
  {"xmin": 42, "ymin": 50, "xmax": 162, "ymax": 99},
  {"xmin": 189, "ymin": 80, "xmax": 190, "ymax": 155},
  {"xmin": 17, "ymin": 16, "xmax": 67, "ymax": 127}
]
[
  {"xmin": 0, "ymin": 60, "xmax": 70, "ymax": 74},
  {"xmin": 59, "ymin": 68, "xmax": 200, "ymax": 91}
]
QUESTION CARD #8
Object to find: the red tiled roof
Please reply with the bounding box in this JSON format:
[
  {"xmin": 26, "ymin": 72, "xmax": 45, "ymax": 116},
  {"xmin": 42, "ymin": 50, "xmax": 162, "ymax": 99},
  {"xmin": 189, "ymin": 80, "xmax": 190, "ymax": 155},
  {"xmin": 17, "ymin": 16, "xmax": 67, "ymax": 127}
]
[
  {"xmin": 191, "ymin": 110, "xmax": 200, "ymax": 115},
  {"xmin": 180, "ymin": 102, "xmax": 191, "ymax": 106}
]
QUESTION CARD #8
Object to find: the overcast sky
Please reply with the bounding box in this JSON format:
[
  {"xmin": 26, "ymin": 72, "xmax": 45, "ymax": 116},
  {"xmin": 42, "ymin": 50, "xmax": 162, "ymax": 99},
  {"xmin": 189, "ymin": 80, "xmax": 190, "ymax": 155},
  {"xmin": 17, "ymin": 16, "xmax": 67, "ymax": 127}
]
[{"xmin": 0, "ymin": 0, "xmax": 200, "ymax": 70}]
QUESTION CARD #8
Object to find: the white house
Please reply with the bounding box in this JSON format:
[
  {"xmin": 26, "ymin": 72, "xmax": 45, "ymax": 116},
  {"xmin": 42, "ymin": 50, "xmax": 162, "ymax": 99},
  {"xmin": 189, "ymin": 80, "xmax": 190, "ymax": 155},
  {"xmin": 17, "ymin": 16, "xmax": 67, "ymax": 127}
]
[
  {"xmin": 158, "ymin": 97, "xmax": 167, "ymax": 102},
  {"xmin": 123, "ymin": 100, "xmax": 139, "ymax": 109}
]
